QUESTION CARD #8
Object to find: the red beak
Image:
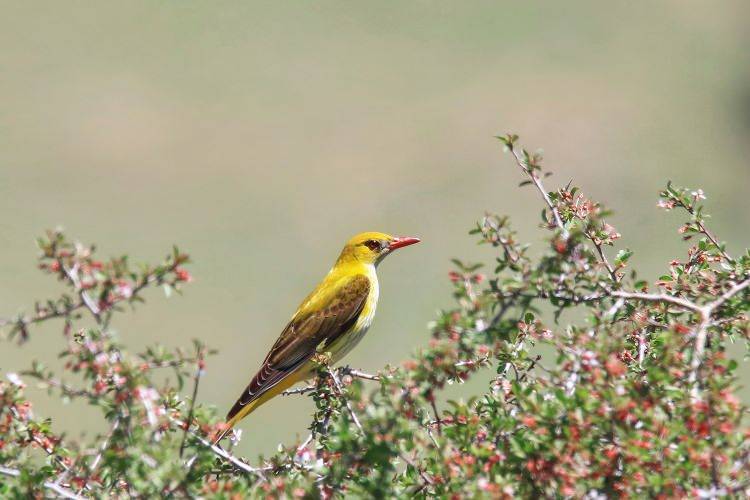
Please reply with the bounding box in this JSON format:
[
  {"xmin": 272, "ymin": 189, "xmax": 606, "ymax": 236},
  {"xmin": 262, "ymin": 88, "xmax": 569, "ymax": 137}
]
[{"xmin": 388, "ymin": 236, "xmax": 421, "ymax": 251}]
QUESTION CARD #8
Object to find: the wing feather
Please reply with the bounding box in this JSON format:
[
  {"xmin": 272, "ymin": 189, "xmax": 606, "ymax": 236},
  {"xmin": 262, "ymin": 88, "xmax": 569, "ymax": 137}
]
[{"xmin": 226, "ymin": 274, "xmax": 370, "ymax": 420}]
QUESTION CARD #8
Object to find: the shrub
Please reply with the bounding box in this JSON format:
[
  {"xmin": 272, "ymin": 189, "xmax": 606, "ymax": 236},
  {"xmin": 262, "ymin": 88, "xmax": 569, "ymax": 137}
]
[{"xmin": 1, "ymin": 136, "xmax": 748, "ymax": 498}]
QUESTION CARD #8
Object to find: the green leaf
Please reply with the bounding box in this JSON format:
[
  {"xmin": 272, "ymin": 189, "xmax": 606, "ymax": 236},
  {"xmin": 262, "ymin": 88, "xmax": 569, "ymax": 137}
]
[{"xmin": 614, "ymin": 248, "xmax": 633, "ymax": 268}]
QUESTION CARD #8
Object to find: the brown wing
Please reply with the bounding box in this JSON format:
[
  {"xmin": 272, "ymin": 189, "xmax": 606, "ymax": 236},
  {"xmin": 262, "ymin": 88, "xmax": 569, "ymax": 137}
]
[{"xmin": 226, "ymin": 274, "xmax": 370, "ymax": 421}]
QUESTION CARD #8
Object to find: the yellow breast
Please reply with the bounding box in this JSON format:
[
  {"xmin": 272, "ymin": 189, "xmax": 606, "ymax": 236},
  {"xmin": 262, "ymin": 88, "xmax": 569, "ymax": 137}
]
[{"xmin": 328, "ymin": 265, "xmax": 379, "ymax": 363}]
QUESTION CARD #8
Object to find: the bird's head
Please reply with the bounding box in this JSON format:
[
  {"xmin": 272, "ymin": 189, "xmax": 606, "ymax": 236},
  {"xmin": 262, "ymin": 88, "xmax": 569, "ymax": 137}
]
[{"xmin": 337, "ymin": 231, "xmax": 420, "ymax": 266}]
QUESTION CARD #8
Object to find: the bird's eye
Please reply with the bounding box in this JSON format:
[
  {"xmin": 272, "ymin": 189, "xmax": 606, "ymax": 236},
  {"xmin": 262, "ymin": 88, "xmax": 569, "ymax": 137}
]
[{"xmin": 363, "ymin": 239, "xmax": 381, "ymax": 252}]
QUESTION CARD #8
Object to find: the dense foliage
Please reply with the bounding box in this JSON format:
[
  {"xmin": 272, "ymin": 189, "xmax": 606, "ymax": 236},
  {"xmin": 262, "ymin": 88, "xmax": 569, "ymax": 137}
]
[{"xmin": 1, "ymin": 136, "xmax": 748, "ymax": 498}]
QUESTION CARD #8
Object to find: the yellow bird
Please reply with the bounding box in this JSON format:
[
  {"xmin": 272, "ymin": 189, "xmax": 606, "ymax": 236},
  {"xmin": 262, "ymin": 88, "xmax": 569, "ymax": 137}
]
[{"xmin": 220, "ymin": 232, "xmax": 420, "ymax": 437}]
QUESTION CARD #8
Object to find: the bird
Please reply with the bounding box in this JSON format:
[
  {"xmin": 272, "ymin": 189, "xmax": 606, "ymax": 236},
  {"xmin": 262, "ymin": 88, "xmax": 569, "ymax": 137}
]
[{"xmin": 218, "ymin": 231, "xmax": 420, "ymax": 440}]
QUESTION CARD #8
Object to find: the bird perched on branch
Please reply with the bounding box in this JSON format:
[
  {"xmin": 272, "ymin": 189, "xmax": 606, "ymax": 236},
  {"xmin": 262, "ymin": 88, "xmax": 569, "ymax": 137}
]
[{"xmin": 218, "ymin": 232, "xmax": 420, "ymax": 440}]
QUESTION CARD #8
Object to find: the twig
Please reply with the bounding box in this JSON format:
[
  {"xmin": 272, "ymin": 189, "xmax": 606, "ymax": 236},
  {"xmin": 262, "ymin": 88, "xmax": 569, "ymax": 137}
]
[
  {"xmin": 706, "ymin": 276, "xmax": 750, "ymax": 312},
  {"xmin": 169, "ymin": 416, "xmax": 268, "ymax": 478},
  {"xmin": 312, "ymin": 403, "xmax": 334, "ymax": 498},
  {"xmin": 296, "ymin": 433, "xmax": 314, "ymax": 454},
  {"xmin": 27, "ymin": 431, "xmax": 81, "ymax": 489},
  {"xmin": 609, "ymin": 277, "xmax": 748, "ymax": 399},
  {"xmin": 0, "ymin": 301, "xmax": 84, "ymax": 333},
  {"xmin": 0, "ymin": 259, "xmax": 183, "ymax": 336},
  {"xmin": 61, "ymin": 262, "xmax": 102, "ymax": 324},
  {"xmin": 697, "ymin": 220, "xmax": 733, "ymax": 262},
  {"xmin": 636, "ymin": 329, "xmax": 647, "ymax": 366},
  {"xmin": 280, "ymin": 367, "xmax": 379, "ymax": 398},
  {"xmin": 429, "ymin": 398, "xmax": 442, "ymax": 437},
  {"xmin": 179, "ymin": 349, "xmax": 205, "ymax": 458},
  {"xmin": 507, "ymin": 138, "xmax": 620, "ymax": 284},
  {"xmin": 23, "ymin": 373, "xmax": 98, "ymax": 399},
  {"xmin": 328, "ymin": 366, "xmax": 363, "ymax": 433},
  {"xmin": 687, "ymin": 276, "xmax": 750, "ymax": 397},
  {"xmin": 609, "ymin": 290, "xmax": 703, "ymax": 313},
  {"xmin": 347, "ymin": 368, "xmax": 381, "ymax": 381},
  {"xmin": 686, "ymin": 311, "xmax": 712, "ymax": 399},
  {"xmin": 604, "ymin": 297, "xmax": 626, "ymax": 320},
  {"xmin": 89, "ymin": 418, "xmax": 120, "ymax": 478},
  {"xmin": 140, "ymin": 358, "xmax": 199, "ymax": 370},
  {"xmin": 282, "ymin": 384, "xmax": 316, "ymax": 396},
  {"xmin": 0, "ymin": 465, "xmax": 86, "ymax": 500},
  {"xmin": 505, "ymin": 142, "xmax": 569, "ymax": 239},
  {"xmin": 455, "ymin": 356, "xmax": 490, "ymax": 368},
  {"xmin": 588, "ymin": 234, "xmax": 619, "ymax": 283},
  {"xmin": 670, "ymin": 193, "xmax": 733, "ymax": 263},
  {"xmin": 399, "ymin": 452, "xmax": 434, "ymax": 488},
  {"xmin": 171, "ymin": 363, "xmax": 210, "ymax": 494}
]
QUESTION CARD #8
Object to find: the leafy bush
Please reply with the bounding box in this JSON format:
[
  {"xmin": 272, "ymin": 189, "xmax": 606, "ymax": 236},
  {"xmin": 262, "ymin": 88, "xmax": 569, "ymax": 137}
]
[{"xmin": 1, "ymin": 136, "xmax": 748, "ymax": 498}]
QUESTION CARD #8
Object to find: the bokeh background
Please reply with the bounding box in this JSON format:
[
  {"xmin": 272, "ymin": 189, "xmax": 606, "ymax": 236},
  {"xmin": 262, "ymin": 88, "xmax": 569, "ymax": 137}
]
[{"xmin": 1, "ymin": 1, "xmax": 749, "ymax": 458}]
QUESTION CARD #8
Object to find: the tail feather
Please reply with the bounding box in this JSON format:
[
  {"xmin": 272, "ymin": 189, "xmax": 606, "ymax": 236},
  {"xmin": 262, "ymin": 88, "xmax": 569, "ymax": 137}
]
[
  {"xmin": 211, "ymin": 425, "xmax": 233, "ymax": 446},
  {"xmin": 215, "ymin": 371, "xmax": 309, "ymax": 446},
  {"xmin": 211, "ymin": 398, "xmax": 262, "ymax": 446}
]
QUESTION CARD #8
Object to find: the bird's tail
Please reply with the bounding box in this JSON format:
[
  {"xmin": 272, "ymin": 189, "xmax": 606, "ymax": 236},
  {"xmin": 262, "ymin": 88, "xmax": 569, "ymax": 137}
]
[
  {"xmin": 211, "ymin": 398, "xmax": 264, "ymax": 446},
  {"xmin": 211, "ymin": 425, "xmax": 233, "ymax": 447},
  {"xmin": 214, "ymin": 372, "xmax": 307, "ymax": 446}
]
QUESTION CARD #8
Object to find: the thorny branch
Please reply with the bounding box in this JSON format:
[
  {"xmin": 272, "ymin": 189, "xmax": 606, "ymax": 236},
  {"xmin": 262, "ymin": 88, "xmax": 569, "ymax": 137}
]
[
  {"xmin": 281, "ymin": 367, "xmax": 380, "ymax": 397},
  {"xmin": 282, "ymin": 384, "xmax": 316, "ymax": 396},
  {"xmin": 61, "ymin": 262, "xmax": 101, "ymax": 324},
  {"xmin": 611, "ymin": 276, "xmax": 750, "ymax": 397},
  {"xmin": 0, "ymin": 256, "xmax": 184, "ymax": 339},
  {"xmin": 665, "ymin": 183, "xmax": 733, "ymax": 263},
  {"xmin": 21, "ymin": 373, "xmax": 98, "ymax": 399},
  {"xmin": 346, "ymin": 368, "xmax": 380, "ymax": 381},
  {"xmin": 179, "ymin": 346, "xmax": 205, "ymax": 458},
  {"xmin": 609, "ymin": 290, "xmax": 704, "ymax": 314},
  {"xmin": 686, "ymin": 276, "xmax": 750, "ymax": 396},
  {"xmin": 589, "ymin": 233, "xmax": 619, "ymax": 283},
  {"xmin": 87, "ymin": 418, "xmax": 120, "ymax": 480},
  {"xmin": 327, "ymin": 365, "xmax": 363, "ymax": 433},
  {"xmin": 503, "ymin": 138, "xmax": 569, "ymax": 239},
  {"xmin": 169, "ymin": 416, "xmax": 269, "ymax": 478},
  {"xmin": 0, "ymin": 465, "xmax": 85, "ymax": 500}
]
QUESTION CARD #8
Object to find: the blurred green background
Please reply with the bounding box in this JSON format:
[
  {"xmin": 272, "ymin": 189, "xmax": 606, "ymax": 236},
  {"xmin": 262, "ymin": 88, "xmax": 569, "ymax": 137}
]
[{"xmin": 1, "ymin": 1, "xmax": 749, "ymax": 458}]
